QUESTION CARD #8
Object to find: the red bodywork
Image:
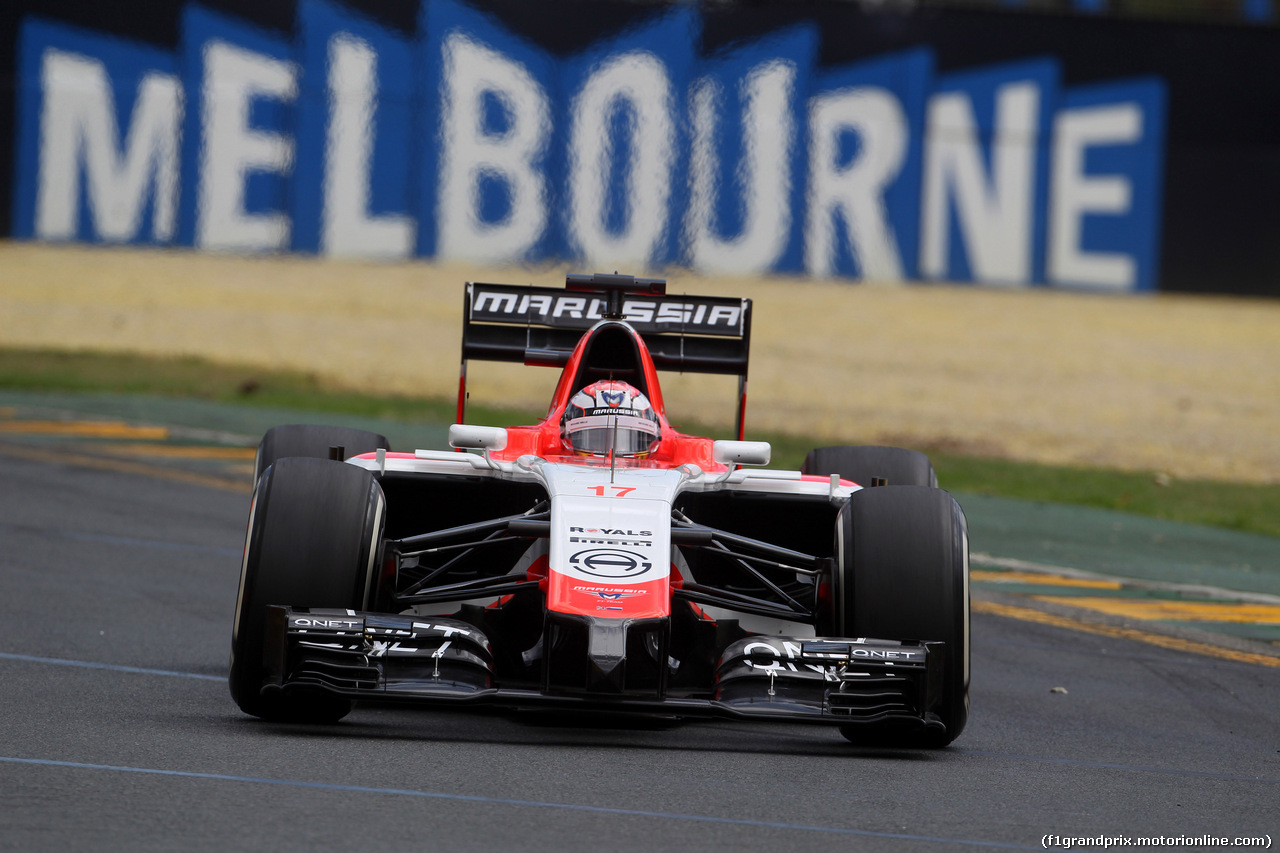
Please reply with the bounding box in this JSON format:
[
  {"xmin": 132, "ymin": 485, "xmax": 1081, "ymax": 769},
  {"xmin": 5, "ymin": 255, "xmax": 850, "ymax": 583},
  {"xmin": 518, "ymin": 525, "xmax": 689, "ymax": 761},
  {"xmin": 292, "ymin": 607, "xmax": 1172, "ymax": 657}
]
[
  {"xmin": 488, "ymin": 320, "xmax": 729, "ymax": 472},
  {"xmin": 461, "ymin": 321, "xmax": 725, "ymax": 622}
]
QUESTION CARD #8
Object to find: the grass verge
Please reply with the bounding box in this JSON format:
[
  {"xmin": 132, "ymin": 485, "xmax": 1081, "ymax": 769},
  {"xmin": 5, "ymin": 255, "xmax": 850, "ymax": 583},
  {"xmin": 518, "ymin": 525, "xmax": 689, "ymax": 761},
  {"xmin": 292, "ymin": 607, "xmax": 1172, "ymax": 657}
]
[{"xmin": 2, "ymin": 347, "xmax": 1276, "ymax": 538}]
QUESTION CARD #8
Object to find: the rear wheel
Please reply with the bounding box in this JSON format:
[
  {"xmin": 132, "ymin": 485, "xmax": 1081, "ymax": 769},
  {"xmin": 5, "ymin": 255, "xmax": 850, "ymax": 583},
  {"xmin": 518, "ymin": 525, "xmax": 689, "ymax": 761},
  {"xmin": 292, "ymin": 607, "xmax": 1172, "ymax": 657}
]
[
  {"xmin": 834, "ymin": 485, "xmax": 969, "ymax": 747},
  {"xmin": 802, "ymin": 445, "xmax": 936, "ymax": 488},
  {"xmin": 230, "ymin": 456, "xmax": 385, "ymax": 722},
  {"xmin": 254, "ymin": 424, "xmax": 389, "ymax": 483}
]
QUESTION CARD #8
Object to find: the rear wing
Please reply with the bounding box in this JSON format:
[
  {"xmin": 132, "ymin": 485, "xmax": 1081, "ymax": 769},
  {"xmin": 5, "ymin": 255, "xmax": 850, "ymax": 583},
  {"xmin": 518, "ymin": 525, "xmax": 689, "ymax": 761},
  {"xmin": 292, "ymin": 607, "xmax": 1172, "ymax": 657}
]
[{"xmin": 458, "ymin": 273, "xmax": 753, "ymax": 439}]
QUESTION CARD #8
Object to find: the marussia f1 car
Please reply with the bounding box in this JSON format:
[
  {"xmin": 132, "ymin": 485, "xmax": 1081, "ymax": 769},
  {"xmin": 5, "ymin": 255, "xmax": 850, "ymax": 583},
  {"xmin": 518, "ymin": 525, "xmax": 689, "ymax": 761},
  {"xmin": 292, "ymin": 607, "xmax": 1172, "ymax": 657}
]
[{"xmin": 230, "ymin": 274, "xmax": 970, "ymax": 747}]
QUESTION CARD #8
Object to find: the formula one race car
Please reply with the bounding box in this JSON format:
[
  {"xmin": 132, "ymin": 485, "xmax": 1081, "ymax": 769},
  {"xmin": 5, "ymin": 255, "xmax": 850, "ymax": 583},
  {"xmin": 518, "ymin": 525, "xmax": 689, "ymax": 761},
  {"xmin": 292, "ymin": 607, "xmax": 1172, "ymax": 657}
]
[{"xmin": 230, "ymin": 274, "xmax": 969, "ymax": 747}]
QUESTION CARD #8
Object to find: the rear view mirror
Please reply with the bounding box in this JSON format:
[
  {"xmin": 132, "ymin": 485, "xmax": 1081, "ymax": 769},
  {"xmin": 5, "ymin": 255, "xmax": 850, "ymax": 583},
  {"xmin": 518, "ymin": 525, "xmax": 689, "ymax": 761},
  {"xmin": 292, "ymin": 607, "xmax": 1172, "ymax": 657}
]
[
  {"xmin": 712, "ymin": 440, "xmax": 771, "ymax": 467},
  {"xmin": 449, "ymin": 424, "xmax": 508, "ymax": 451}
]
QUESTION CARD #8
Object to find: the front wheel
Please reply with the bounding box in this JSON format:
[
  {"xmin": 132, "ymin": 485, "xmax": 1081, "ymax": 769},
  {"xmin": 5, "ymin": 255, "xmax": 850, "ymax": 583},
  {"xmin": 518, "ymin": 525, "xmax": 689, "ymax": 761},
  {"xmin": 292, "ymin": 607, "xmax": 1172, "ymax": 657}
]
[
  {"xmin": 230, "ymin": 456, "xmax": 385, "ymax": 722},
  {"xmin": 834, "ymin": 485, "xmax": 969, "ymax": 747}
]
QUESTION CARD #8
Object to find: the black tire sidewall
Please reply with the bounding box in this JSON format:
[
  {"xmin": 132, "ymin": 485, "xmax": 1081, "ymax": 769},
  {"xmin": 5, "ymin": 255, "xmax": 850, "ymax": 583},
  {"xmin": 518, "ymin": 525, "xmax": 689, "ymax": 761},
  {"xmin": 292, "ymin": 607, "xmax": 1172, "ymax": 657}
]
[
  {"xmin": 837, "ymin": 485, "xmax": 969, "ymax": 746},
  {"xmin": 230, "ymin": 457, "xmax": 384, "ymax": 722}
]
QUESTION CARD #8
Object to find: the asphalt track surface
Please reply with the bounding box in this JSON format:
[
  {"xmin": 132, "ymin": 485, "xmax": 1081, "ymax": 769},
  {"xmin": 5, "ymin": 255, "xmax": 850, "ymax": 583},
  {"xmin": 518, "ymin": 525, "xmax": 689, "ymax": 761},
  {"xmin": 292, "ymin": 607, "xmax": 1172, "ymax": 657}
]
[{"xmin": 1, "ymin": 452, "xmax": 1277, "ymax": 851}]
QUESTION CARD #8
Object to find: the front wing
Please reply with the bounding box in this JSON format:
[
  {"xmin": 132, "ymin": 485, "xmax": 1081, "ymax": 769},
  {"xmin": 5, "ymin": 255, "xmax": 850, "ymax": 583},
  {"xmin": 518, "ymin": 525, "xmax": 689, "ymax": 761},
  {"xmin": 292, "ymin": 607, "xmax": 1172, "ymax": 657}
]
[{"xmin": 262, "ymin": 607, "xmax": 949, "ymax": 735}]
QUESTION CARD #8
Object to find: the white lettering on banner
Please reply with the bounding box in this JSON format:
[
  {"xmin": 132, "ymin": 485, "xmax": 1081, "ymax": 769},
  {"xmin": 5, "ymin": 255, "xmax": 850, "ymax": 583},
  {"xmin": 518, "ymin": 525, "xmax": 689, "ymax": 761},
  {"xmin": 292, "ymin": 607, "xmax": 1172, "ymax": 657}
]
[
  {"xmin": 568, "ymin": 51, "xmax": 673, "ymax": 269},
  {"xmin": 805, "ymin": 86, "xmax": 908, "ymax": 281},
  {"xmin": 438, "ymin": 33, "xmax": 549, "ymax": 263},
  {"xmin": 197, "ymin": 41, "xmax": 296, "ymax": 251},
  {"xmin": 35, "ymin": 49, "xmax": 181, "ymax": 242},
  {"xmin": 17, "ymin": 15, "xmax": 1167, "ymax": 290},
  {"xmin": 323, "ymin": 33, "xmax": 413, "ymax": 259},
  {"xmin": 687, "ymin": 60, "xmax": 795, "ymax": 274},
  {"xmin": 920, "ymin": 80, "xmax": 1039, "ymax": 285},
  {"xmin": 1048, "ymin": 102, "xmax": 1141, "ymax": 289}
]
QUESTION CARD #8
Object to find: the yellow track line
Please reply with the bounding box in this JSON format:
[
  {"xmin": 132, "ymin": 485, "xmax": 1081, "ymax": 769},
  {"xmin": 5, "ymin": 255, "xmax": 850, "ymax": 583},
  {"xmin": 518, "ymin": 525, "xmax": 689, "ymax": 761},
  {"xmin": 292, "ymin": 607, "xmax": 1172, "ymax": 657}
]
[
  {"xmin": 0, "ymin": 441, "xmax": 247, "ymax": 493},
  {"xmin": 0, "ymin": 420, "xmax": 169, "ymax": 440},
  {"xmin": 1036, "ymin": 596, "xmax": 1280, "ymax": 625},
  {"xmin": 974, "ymin": 599, "xmax": 1280, "ymax": 668},
  {"xmin": 100, "ymin": 443, "xmax": 256, "ymax": 461},
  {"xmin": 970, "ymin": 570, "xmax": 1122, "ymax": 590}
]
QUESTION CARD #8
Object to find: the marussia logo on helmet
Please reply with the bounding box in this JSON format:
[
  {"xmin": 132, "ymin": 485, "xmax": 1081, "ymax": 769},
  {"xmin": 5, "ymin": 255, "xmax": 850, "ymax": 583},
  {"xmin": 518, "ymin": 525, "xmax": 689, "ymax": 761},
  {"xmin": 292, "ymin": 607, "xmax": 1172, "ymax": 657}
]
[
  {"xmin": 588, "ymin": 406, "xmax": 639, "ymax": 417},
  {"xmin": 570, "ymin": 527, "xmax": 653, "ymax": 536},
  {"xmin": 601, "ymin": 390, "xmax": 627, "ymax": 407}
]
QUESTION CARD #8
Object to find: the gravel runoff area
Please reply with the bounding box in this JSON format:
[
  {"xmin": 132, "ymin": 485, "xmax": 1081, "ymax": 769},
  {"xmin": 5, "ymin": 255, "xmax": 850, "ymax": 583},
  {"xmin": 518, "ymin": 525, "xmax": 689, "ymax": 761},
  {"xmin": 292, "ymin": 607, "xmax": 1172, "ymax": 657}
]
[{"xmin": 2, "ymin": 241, "xmax": 1277, "ymax": 484}]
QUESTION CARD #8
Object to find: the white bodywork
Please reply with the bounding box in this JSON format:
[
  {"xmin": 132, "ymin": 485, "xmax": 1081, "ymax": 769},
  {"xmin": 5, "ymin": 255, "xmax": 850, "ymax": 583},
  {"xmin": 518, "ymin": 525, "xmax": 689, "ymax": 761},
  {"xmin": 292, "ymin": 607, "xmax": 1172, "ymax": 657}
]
[{"xmin": 348, "ymin": 441, "xmax": 860, "ymax": 632}]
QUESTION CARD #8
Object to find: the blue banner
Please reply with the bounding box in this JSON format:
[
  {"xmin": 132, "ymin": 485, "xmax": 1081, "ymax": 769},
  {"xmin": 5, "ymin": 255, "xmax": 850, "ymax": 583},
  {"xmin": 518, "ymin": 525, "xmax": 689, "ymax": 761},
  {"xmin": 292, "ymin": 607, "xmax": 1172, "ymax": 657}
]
[
  {"xmin": 177, "ymin": 4, "xmax": 297, "ymax": 251},
  {"xmin": 13, "ymin": 20, "xmax": 181, "ymax": 245},
  {"xmin": 688, "ymin": 25, "xmax": 817, "ymax": 275},
  {"xmin": 293, "ymin": 0, "xmax": 416, "ymax": 258},
  {"xmin": 10, "ymin": 3, "xmax": 1170, "ymax": 291},
  {"xmin": 919, "ymin": 58, "xmax": 1059, "ymax": 287},
  {"xmin": 805, "ymin": 47, "xmax": 932, "ymax": 281}
]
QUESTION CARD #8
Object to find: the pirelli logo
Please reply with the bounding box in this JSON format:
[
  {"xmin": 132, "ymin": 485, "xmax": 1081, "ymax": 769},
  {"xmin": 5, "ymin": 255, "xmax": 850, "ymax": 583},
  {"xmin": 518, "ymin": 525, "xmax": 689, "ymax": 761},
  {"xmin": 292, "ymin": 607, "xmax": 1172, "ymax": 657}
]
[{"xmin": 469, "ymin": 284, "xmax": 745, "ymax": 336}]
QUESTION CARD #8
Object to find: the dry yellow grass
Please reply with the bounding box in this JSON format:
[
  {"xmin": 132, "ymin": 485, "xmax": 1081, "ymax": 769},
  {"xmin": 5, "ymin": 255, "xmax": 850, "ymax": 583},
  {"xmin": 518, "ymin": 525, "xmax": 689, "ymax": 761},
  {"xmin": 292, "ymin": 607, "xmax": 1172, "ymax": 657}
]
[{"xmin": 2, "ymin": 240, "xmax": 1278, "ymax": 483}]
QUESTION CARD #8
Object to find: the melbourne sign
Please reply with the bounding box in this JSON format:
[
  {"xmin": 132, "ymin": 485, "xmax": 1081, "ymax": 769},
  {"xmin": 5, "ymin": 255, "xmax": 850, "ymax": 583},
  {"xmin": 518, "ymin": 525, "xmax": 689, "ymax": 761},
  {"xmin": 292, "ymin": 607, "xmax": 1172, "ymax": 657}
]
[{"xmin": 11, "ymin": 0, "xmax": 1167, "ymax": 290}]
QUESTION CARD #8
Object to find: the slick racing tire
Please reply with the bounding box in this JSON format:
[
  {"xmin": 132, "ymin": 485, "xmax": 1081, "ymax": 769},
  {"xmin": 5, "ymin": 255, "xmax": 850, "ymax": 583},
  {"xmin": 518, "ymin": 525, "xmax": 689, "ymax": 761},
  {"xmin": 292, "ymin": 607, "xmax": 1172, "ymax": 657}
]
[
  {"xmin": 834, "ymin": 485, "xmax": 969, "ymax": 748},
  {"xmin": 802, "ymin": 445, "xmax": 937, "ymax": 489},
  {"xmin": 230, "ymin": 456, "xmax": 386, "ymax": 723},
  {"xmin": 254, "ymin": 424, "xmax": 390, "ymax": 483}
]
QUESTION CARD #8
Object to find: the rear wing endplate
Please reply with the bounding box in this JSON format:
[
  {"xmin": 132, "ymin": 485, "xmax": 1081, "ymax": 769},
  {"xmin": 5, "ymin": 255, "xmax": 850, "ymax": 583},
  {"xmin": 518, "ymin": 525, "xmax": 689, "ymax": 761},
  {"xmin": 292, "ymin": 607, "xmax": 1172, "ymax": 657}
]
[{"xmin": 458, "ymin": 274, "xmax": 753, "ymax": 439}]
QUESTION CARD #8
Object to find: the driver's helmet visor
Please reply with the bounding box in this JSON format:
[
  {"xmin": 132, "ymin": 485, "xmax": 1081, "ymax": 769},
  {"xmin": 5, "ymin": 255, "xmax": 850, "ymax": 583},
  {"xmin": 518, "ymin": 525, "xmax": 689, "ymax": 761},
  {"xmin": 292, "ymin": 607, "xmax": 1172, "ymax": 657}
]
[{"xmin": 564, "ymin": 413, "xmax": 659, "ymax": 456}]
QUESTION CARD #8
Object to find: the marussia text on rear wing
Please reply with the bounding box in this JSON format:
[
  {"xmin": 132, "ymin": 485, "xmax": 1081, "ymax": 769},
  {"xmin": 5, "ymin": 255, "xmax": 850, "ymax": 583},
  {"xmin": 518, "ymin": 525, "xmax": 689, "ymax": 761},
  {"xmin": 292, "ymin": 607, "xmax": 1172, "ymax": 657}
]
[{"xmin": 458, "ymin": 273, "xmax": 753, "ymax": 437}]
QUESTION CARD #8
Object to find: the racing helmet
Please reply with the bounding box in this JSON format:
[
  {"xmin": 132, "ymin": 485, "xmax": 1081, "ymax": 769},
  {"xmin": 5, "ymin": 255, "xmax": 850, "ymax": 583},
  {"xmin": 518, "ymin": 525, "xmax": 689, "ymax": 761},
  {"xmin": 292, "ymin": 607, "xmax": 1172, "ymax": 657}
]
[{"xmin": 561, "ymin": 380, "xmax": 661, "ymax": 457}]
